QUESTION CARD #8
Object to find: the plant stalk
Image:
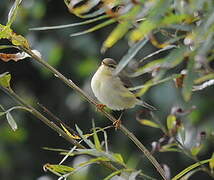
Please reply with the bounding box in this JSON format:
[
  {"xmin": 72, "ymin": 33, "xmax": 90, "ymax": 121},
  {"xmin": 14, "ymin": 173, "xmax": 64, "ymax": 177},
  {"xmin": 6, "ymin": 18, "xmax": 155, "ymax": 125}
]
[{"xmin": 19, "ymin": 47, "xmax": 167, "ymax": 180}]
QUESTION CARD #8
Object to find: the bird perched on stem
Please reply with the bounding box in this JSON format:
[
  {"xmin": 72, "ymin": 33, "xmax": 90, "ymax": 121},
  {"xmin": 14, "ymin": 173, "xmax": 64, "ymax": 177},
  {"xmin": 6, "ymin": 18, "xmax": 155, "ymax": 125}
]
[{"xmin": 91, "ymin": 58, "xmax": 156, "ymax": 128}]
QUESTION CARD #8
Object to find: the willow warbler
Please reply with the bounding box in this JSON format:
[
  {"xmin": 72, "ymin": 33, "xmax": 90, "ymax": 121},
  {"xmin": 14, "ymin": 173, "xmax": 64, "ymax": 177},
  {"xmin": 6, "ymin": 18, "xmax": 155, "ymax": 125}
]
[{"xmin": 91, "ymin": 58, "xmax": 156, "ymax": 111}]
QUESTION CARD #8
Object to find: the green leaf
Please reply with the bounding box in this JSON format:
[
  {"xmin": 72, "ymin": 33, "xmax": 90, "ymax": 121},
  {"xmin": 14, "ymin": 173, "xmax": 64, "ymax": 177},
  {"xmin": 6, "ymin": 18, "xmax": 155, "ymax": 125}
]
[
  {"xmin": 104, "ymin": 170, "xmax": 123, "ymax": 180},
  {"xmin": 167, "ymin": 114, "xmax": 176, "ymax": 130},
  {"xmin": 70, "ymin": 19, "xmax": 116, "ymax": 37},
  {"xmin": 77, "ymin": 157, "xmax": 108, "ymax": 168},
  {"xmin": 160, "ymin": 144, "xmax": 181, "ymax": 153},
  {"xmin": 163, "ymin": 46, "xmax": 187, "ymax": 68},
  {"xmin": 129, "ymin": 74, "xmax": 181, "ymax": 91},
  {"xmin": 102, "ymin": 5, "xmax": 141, "ymax": 52},
  {"xmin": 44, "ymin": 163, "xmax": 74, "ymax": 175},
  {"xmin": 29, "ymin": 15, "xmax": 108, "ymax": 31},
  {"xmin": 102, "ymin": 21, "xmax": 132, "ymax": 52},
  {"xmin": 190, "ymin": 145, "xmax": 203, "ymax": 156},
  {"xmin": 130, "ymin": 59, "xmax": 164, "ymax": 77},
  {"xmin": 172, "ymin": 158, "xmax": 214, "ymax": 180},
  {"xmin": 161, "ymin": 14, "xmax": 191, "ymax": 26},
  {"xmin": 209, "ymin": 153, "xmax": 214, "ymax": 170},
  {"xmin": 0, "ymin": 72, "xmax": 11, "ymax": 88},
  {"xmin": 182, "ymin": 58, "xmax": 195, "ymax": 102},
  {"xmin": 130, "ymin": 20, "xmax": 156, "ymax": 42},
  {"xmin": 6, "ymin": 112, "xmax": 18, "ymax": 131},
  {"xmin": 194, "ymin": 73, "xmax": 214, "ymax": 84},
  {"xmin": 7, "ymin": 0, "xmax": 23, "ymax": 27},
  {"xmin": 138, "ymin": 119, "xmax": 160, "ymax": 128},
  {"xmin": 113, "ymin": 153, "xmax": 124, "ymax": 164},
  {"xmin": 92, "ymin": 120, "xmax": 102, "ymax": 151}
]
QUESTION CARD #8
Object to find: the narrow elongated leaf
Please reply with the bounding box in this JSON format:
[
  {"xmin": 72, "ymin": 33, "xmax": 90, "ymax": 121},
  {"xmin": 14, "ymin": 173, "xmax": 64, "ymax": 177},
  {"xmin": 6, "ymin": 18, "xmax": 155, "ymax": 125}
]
[
  {"xmin": 160, "ymin": 143, "xmax": 181, "ymax": 153},
  {"xmin": 70, "ymin": 19, "xmax": 116, "ymax": 37},
  {"xmin": 138, "ymin": 119, "xmax": 160, "ymax": 128},
  {"xmin": 7, "ymin": 0, "xmax": 23, "ymax": 27},
  {"xmin": 194, "ymin": 73, "xmax": 214, "ymax": 84},
  {"xmin": 130, "ymin": 20, "xmax": 156, "ymax": 42},
  {"xmin": 6, "ymin": 112, "xmax": 18, "ymax": 131},
  {"xmin": 182, "ymin": 58, "xmax": 195, "ymax": 101},
  {"xmin": 172, "ymin": 158, "xmax": 214, "ymax": 180},
  {"xmin": 163, "ymin": 46, "xmax": 187, "ymax": 68},
  {"xmin": 104, "ymin": 170, "xmax": 124, "ymax": 180},
  {"xmin": 129, "ymin": 74, "xmax": 181, "ymax": 91},
  {"xmin": 92, "ymin": 121, "xmax": 102, "ymax": 151},
  {"xmin": 102, "ymin": 21, "xmax": 132, "ymax": 53},
  {"xmin": 77, "ymin": 157, "xmax": 108, "ymax": 168},
  {"xmin": 114, "ymin": 38, "xmax": 148, "ymax": 75},
  {"xmin": 102, "ymin": 6, "xmax": 141, "ymax": 52},
  {"xmin": 44, "ymin": 163, "xmax": 74, "ymax": 175},
  {"xmin": 29, "ymin": 15, "xmax": 108, "ymax": 31}
]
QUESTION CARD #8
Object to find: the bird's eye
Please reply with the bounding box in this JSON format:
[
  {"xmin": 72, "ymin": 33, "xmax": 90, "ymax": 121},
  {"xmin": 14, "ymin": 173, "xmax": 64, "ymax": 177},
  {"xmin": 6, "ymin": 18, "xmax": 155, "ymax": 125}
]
[{"xmin": 108, "ymin": 64, "xmax": 116, "ymax": 68}]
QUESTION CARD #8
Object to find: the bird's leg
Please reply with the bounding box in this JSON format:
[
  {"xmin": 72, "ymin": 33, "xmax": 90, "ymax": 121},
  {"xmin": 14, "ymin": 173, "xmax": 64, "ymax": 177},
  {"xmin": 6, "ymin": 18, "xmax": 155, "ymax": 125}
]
[
  {"xmin": 113, "ymin": 110, "xmax": 124, "ymax": 129},
  {"xmin": 96, "ymin": 103, "xmax": 106, "ymax": 111}
]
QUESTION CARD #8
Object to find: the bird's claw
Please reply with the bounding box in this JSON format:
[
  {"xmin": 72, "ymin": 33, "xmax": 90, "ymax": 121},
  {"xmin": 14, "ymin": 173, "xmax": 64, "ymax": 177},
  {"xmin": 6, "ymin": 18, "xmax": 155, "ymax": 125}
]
[
  {"xmin": 96, "ymin": 104, "xmax": 106, "ymax": 111},
  {"xmin": 113, "ymin": 119, "xmax": 121, "ymax": 130}
]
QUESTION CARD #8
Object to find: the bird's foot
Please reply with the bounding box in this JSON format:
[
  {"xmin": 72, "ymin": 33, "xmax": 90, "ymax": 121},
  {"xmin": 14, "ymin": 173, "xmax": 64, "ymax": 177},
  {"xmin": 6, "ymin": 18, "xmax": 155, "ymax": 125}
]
[
  {"xmin": 113, "ymin": 119, "xmax": 121, "ymax": 130},
  {"xmin": 96, "ymin": 104, "xmax": 106, "ymax": 111}
]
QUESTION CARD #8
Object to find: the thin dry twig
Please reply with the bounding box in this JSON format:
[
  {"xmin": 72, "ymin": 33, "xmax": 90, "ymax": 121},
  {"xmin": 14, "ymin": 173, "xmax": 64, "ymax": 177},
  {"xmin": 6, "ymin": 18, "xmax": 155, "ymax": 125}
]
[{"xmin": 19, "ymin": 46, "xmax": 167, "ymax": 180}]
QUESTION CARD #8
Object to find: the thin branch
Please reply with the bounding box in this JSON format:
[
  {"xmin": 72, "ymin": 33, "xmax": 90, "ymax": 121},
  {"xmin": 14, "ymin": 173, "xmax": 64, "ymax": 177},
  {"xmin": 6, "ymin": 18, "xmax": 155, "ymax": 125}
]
[
  {"xmin": 0, "ymin": 86, "xmax": 118, "ymax": 173},
  {"xmin": 19, "ymin": 46, "xmax": 167, "ymax": 180}
]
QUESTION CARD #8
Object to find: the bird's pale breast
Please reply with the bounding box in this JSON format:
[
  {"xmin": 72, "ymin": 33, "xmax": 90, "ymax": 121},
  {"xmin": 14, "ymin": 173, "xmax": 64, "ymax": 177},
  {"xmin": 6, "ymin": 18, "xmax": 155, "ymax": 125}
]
[{"xmin": 91, "ymin": 66, "xmax": 138, "ymax": 110}]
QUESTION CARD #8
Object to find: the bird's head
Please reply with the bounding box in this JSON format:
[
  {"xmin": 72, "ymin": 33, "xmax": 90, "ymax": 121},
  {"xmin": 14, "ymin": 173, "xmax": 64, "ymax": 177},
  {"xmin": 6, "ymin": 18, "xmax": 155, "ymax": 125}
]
[{"xmin": 101, "ymin": 58, "xmax": 117, "ymax": 71}]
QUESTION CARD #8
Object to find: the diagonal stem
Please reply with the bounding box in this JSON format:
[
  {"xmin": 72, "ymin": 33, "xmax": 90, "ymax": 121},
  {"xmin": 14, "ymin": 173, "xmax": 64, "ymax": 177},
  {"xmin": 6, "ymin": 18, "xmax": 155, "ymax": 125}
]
[
  {"xmin": 0, "ymin": 86, "xmax": 119, "ymax": 173},
  {"xmin": 19, "ymin": 46, "xmax": 167, "ymax": 180}
]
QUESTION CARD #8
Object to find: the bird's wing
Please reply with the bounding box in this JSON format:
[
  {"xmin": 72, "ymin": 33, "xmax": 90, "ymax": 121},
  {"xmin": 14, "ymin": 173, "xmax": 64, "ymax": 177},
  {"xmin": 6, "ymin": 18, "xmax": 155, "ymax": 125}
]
[{"xmin": 118, "ymin": 70, "xmax": 157, "ymax": 111}]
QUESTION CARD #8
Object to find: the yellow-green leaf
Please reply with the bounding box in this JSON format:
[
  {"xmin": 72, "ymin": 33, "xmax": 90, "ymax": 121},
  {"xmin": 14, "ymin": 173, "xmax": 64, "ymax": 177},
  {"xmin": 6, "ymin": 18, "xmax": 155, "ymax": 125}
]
[
  {"xmin": 172, "ymin": 158, "xmax": 214, "ymax": 180},
  {"xmin": 167, "ymin": 114, "xmax": 176, "ymax": 130},
  {"xmin": 92, "ymin": 121, "xmax": 102, "ymax": 151},
  {"xmin": 130, "ymin": 20, "xmax": 156, "ymax": 42},
  {"xmin": 190, "ymin": 145, "xmax": 203, "ymax": 156},
  {"xmin": 0, "ymin": 72, "xmax": 11, "ymax": 88},
  {"xmin": 102, "ymin": 5, "xmax": 141, "ymax": 51},
  {"xmin": 138, "ymin": 119, "xmax": 160, "ymax": 128},
  {"xmin": 44, "ymin": 163, "xmax": 74, "ymax": 175},
  {"xmin": 113, "ymin": 153, "xmax": 124, "ymax": 165},
  {"xmin": 194, "ymin": 73, "xmax": 214, "ymax": 84},
  {"xmin": 209, "ymin": 153, "xmax": 214, "ymax": 170}
]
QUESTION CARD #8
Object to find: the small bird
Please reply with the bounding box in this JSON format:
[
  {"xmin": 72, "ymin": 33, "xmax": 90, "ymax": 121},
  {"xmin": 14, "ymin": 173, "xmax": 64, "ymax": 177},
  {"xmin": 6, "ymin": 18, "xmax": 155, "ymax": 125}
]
[{"xmin": 91, "ymin": 58, "xmax": 155, "ymax": 127}]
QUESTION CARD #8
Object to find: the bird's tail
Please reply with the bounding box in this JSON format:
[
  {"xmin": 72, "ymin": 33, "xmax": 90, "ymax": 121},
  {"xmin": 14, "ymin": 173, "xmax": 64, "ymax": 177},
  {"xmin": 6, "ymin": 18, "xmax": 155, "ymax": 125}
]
[{"xmin": 138, "ymin": 100, "xmax": 157, "ymax": 111}]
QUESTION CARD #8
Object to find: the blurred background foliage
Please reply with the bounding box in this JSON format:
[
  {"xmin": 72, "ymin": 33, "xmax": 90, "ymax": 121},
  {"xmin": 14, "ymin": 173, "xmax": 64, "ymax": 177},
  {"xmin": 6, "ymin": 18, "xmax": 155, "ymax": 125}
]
[{"xmin": 0, "ymin": 0, "xmax": 214, "ymax": 180}]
